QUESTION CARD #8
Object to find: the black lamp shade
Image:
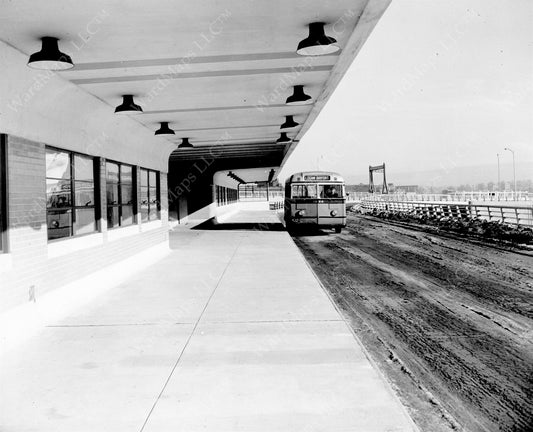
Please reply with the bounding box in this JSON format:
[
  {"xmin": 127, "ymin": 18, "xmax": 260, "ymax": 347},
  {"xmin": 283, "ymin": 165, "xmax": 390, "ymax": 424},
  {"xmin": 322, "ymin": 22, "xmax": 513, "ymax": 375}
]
[
  {"xmin": 178, "ymin": 138, "xmax": 193, "ymax": 148},
  {"xmin": 114, "ymin": 95, "xmax": 143, "ymax": 115},
  {"xmin": 280, "ymin": 115, "xmax": 299, "ymax": 129},
  {"xmin": 155, "ymin": 122, "xmax": 175, "ymax": 136},
  {"xmin": 276, "ymin": 132, "xmax": 292, "ymax": 143},
  {"xmin": 296, "ymin": 22, "xmax": 340, "ymax": 56},
  {"xmin": 27, "ymin": 37, "xmax": 74, "ymax": 70},
  {"xmin": 286, "ymin": 85, "xmax": 312, "ymax": 105}
]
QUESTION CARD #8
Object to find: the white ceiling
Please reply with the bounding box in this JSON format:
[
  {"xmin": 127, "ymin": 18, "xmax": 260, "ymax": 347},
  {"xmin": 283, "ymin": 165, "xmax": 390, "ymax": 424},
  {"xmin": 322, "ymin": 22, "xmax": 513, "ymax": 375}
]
[{"xmin": 0, "ymin": 0, "xmax": 391, "ymax": 166}]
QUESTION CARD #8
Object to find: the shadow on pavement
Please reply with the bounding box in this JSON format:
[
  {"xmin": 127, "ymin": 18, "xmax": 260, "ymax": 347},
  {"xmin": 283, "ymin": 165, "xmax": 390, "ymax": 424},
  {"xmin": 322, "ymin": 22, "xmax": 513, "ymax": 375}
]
[
  {"xmin": 192, "ymin": 219, "xmax": 285, "ymax": 231},
  {"xmin": 288, "ymin": 228, "xmax": 334, "ymax": 237}
]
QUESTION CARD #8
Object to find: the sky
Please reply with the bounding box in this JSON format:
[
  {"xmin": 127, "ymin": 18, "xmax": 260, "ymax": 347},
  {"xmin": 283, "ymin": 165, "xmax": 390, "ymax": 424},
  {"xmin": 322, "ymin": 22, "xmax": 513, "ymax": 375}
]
[{"xmin": 278, "ymin": 0, "xmax": 533, "ymax": 186}]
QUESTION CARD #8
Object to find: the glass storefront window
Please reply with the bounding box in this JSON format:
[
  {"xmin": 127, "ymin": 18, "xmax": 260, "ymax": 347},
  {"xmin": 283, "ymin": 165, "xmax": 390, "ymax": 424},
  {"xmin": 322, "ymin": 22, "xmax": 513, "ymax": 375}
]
[
  {"xmin": 106, "ymin": 161, "xmax": 135, "ymax": 229},
  {"xmin": 46, "ymin": 148, "xmax": 96, "ymax": 241},
  {"xmin": 140, "ymin": 168, "xmax": 160, "ymax": 222},
  {"xmin": 0, "ymin": 136, "xmax": 7, "ymax": 252}
]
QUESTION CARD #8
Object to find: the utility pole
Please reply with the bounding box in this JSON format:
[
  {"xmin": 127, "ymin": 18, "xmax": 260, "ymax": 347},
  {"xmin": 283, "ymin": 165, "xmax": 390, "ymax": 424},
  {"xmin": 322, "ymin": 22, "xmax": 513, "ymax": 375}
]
[{"xmin": 504, "ymin": 147, "xmax": 516, "ymax": 196}]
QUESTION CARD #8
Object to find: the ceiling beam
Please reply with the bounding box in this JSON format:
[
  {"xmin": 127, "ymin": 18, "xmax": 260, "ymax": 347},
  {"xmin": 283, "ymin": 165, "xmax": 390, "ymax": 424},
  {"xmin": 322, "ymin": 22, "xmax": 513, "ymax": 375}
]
[
  {"xmin": 71, "ymin": 65, "xmax": 333, "ymax": 85},
  {"xmin": 170, "ymin": 137, "xmax": 284, "ymax": 145},
  {"xmin": 170, "ymin": 141, "xmax": 282, "ymax": 150},
  {"xmin": 171, "ymin": 149, "xmax": 283, "ymax": 158},
  {"xmin": 178, "ymin": 144, "xmax": 279, "ymax": 150},
  {"xmin": 172, "ymin": 155, "xmax": 282, "ymax": 162},
  {"xmin": 155, "ymin": 123, "xmax": 287, "ymax": 133},
  {"xmin": 172, "ymin": 148, "xmax": 283, "ymax": 157},
  {"xmin": 70, "ymin": 51, "xmax": 340, "ymax": 71},
  {"xmin": 142, "ymin": 103, "xmax": 297, "ymax": 115}
]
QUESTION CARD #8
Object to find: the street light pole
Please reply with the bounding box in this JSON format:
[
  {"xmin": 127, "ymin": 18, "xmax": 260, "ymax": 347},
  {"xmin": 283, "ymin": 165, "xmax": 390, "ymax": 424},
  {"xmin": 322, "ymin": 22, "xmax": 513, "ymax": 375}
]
[
  {"xmin": 496, "ymin": 153, "xmax": 500, "ymax": 190},
  {"xmin": 504, "ymin": 147, "xmax": 516, "ymax": 197}
]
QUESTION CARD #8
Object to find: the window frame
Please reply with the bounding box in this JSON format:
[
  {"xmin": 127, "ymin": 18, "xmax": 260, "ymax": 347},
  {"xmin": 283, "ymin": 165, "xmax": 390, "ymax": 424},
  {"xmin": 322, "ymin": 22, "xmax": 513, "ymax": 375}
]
[
  {"xmin": 45, "ymin": 146, "xmax": 98, "ymax": 242},
  {"xmin": 318, "ymin": 183, "xmax": 344, "ymax": 198},
  {"xmin": 0, "ymin": 134, "xmax": 8, "ymax": 252},
  {"xmin": 291, "ymin": 184, "xmax": 318, "ymax": 199},
  {"xmin": 105, "ymin": 160, "xmax": 136, "ymax": 229},
  {"xmin": 140, "ymin": 167, "xmax": 160, "ymax": 222}
]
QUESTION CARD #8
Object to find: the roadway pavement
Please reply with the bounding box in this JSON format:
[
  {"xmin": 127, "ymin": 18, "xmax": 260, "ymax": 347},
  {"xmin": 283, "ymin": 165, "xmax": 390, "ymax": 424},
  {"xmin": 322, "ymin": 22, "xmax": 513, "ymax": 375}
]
[{"xmin": 0, "ymin": 209, "xmax": 418, "ymax": 432}]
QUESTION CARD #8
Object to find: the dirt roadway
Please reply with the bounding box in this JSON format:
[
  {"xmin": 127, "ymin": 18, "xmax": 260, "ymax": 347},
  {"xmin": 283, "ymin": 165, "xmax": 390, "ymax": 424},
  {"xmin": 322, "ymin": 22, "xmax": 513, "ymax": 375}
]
[{"xmin": 292, "ymin": 214, "xmax": 533, "ymax": 432}]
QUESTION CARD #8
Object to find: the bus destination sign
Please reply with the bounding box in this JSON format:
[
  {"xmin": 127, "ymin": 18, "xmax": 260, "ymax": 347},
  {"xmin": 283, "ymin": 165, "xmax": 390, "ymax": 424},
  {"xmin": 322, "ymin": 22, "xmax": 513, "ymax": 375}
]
[{"xmin": 304, "ymin": 175, "xmax": 330, "ymax": 181}]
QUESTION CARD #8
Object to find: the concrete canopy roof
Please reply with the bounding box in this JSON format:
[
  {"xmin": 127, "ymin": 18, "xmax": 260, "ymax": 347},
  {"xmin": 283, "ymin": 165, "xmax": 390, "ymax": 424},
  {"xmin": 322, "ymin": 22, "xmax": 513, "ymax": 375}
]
[
  {"xmin": 0, "ymin": 0, "xmax": 391, "ymax": 170},
  {"xmin": 214, "ymin": 167, "xmax": 278, "ymax": 189}
]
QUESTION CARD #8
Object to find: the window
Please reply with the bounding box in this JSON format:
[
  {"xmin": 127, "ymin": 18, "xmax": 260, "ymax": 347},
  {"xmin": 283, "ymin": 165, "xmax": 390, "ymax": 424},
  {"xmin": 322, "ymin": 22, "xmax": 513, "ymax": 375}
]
[
  {"xmin": 140, "ymin": 168, "xmax": 160, "ymax": 222},
  {"xmin": 291, "ymin": 184, "xmax": 317, "ymax": 198},
  {"xmin": 0, "ymin": 135, "xmax": 7, "ymax": 252},
  {"xmin": 46, "ymin": 148, "xmax": 97, "ymax": 240},
  {"xmin": 216, "ymin": 186, "xmax": 221, "ymax": 205},
  {"xmin": 319, "ymin": 184, "xmax": 343, "ymax": 198},
  {"xmin": 216, "ymin": 186, "xmax": 237, "ymax": 206},
  {"xmin": 106, "ymin": 162, "xmax": 135, "ymax": 228}
]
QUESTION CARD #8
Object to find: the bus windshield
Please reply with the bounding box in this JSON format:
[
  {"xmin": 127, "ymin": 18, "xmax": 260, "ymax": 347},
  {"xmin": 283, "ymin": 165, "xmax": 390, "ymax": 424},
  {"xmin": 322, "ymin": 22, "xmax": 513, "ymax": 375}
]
[
  {"xmin": 291, "ymin": 184, "xmax": 317, "ymax": 198},
  {"xmin": 319, "ymin": 184, "xmax": 343, "ymax": 198}
]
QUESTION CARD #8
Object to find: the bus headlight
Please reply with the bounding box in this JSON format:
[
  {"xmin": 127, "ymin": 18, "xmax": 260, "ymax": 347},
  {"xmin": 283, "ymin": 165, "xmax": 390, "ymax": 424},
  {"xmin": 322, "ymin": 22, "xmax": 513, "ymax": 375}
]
[
  {"xmin": 296, "ymin": 210, "xmax": 306, "ymax": 217},
  {"xmin": 330, "ymin": 210, "xmax": 338, "ymax": 216}
]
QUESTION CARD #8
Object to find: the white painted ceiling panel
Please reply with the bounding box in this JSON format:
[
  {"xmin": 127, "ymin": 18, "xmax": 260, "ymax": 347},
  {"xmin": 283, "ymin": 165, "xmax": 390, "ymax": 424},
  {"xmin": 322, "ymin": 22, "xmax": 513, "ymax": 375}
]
[{"xmin": 0, "ymin": 0, "xmax": 391, "ymax": 166}]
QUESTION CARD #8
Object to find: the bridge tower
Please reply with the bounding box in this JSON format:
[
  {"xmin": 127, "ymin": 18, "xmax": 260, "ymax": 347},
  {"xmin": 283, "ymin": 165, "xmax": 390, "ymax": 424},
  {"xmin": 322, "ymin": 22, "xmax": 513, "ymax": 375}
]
[{"xmin": 369, "ymin": 163, "xmax": 389, "ymax": 194}]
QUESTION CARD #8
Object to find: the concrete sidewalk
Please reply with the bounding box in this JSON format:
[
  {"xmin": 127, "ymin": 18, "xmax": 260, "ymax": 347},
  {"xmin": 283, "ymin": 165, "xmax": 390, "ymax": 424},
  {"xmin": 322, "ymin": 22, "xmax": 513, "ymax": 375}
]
[{"xmin": 0, "ymin": 210, "xmax": 417, "ymax": 432}]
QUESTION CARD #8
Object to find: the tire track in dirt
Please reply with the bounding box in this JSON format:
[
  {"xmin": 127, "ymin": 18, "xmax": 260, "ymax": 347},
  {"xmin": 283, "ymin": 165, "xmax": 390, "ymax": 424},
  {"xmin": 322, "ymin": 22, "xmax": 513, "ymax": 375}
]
[{"xmin": 292, "ymin": 214, "xmax": 533, "ymax": 432}]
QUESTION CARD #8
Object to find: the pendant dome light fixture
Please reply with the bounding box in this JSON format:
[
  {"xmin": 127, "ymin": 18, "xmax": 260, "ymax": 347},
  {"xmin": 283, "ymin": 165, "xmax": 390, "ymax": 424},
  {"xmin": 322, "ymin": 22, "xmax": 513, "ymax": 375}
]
[
  {"xmin": 280, "ymin": 115, "xmax": 299, "ymax": 129},
  {"xmin": 286, "ymin": 85, "xmax": 312, "ymax": 105},
  {"xmin": 296, "ymin": 22, "xmax": 340, "ymax": 56},
  {"xmin": 27, "ymin": 37, "xmax": 74, "ymax": 70},
  {"xmin": 276, "ymin": 132, "xmax": 292, "ymax": 144},
  {"xmin": 178, "ymin": 138, "xmax": 193, "ymax": 148},
  {"xmin": 114, "ymin": 95, "xmax": 143, "ymax": 115},
  {"xmin": 154, "ymin": 122, "xmax": 175, "ymax": 136}
]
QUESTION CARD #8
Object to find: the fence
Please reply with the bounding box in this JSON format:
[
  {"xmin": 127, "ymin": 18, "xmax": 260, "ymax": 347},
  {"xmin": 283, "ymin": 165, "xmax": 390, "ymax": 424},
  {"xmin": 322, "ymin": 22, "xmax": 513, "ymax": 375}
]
[
  {"xmin": 360, "ymin": 199, "xmax": 533, "ymax": 227},
  {"xmin": 238, "ymin": 187, "xmax": 284, "ymax": 202},
  {"xmin": 351, "ymin": 191, "xmax": 531, "ymax": 202}
]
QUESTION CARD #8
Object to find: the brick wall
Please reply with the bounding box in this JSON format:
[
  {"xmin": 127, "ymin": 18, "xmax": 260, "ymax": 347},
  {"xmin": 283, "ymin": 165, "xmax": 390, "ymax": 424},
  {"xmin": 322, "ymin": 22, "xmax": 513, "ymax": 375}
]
[{"xmin": 0, "ymin": 135, "xmax": 169, "ymax": 313}]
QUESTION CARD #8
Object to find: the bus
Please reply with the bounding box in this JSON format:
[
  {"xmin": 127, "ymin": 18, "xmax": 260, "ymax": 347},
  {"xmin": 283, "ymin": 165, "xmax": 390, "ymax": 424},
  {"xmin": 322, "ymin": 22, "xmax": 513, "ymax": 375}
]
[{"xmin": 284, "ymin": 171, "xmax": 346, "ymax": 233}]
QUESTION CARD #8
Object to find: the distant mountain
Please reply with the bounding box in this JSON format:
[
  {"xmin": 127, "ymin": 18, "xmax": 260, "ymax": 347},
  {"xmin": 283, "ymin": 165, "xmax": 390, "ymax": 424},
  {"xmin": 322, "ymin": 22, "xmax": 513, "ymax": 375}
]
[{"xmin": 345, "ymin": 161, "xmax": 533, "ymax": 188}]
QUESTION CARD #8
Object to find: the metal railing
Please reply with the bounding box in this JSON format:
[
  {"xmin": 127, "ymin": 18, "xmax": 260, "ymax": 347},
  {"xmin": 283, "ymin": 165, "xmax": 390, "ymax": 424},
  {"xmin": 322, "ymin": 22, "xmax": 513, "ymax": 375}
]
[
  {"xmin": 269, "ymin": 201, "xmax": 284, "ymax": 210},
  {"xmin": 360, "ymin": 199, "xmax": 533, "ymax": 227}
]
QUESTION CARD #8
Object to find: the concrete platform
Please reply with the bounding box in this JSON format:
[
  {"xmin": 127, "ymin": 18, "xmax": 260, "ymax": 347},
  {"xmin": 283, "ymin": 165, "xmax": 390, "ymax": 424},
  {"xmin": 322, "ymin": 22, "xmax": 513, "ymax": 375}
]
[{"xmin": 0, "ymin": 209, "xmax": 417, "ymax": 432}]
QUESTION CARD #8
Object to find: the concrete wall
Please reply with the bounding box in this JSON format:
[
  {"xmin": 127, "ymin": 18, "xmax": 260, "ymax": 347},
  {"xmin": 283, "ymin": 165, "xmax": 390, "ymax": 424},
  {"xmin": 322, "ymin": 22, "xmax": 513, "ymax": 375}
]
[
  {"xmin": 168, "ymin": 195, "xmax": 188, "ymax": 226},
  {"xmin": 173, "ymin": 171, "xmax": 239, "ymax": 224},
  {"xmin": 0, "ymin": 135, "xmax": 169, "ymax": 313},
  {"xmin": 0, "ymin": 41, "xmax": 174, "ymax": 313},
  {"xmin": 0, "ymin": 41, "xmax": 174, "ymax": 172}
]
